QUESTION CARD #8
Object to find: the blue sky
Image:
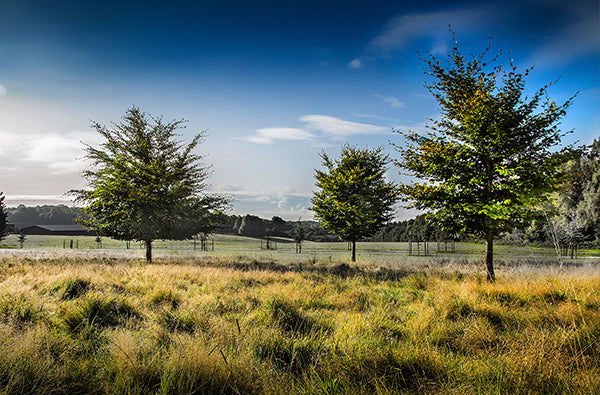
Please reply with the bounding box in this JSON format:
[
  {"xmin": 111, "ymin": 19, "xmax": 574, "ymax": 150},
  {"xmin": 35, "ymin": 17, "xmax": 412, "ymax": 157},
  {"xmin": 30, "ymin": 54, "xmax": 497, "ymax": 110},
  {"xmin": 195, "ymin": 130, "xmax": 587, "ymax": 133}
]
[{"xmin": 0, "ymin": 0, "xmax": 598, "ymax": 220}]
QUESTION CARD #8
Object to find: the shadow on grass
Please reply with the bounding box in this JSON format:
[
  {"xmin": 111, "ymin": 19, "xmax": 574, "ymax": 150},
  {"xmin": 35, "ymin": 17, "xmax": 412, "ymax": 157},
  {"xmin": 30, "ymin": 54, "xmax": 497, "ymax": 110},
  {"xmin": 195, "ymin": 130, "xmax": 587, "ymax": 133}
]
[{"xmin": 224, "ymin": 260, "xmax": 416, "ymax": 282}]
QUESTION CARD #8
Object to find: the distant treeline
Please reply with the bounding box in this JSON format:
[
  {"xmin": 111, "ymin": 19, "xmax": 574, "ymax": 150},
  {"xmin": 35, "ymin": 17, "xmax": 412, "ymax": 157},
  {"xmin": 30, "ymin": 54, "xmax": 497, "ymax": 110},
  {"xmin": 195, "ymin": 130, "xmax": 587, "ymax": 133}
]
[
  {"xmin": 5, "ymin": 206, "xmax": 441, "ymax": 243},
  {"xmin": 216, "ymin": 214, "xmax": 459, "ymax": 242},
  {"xmin": 217, "ymin": 215, "xmax": 338, "ymax": 242},
  {"xmin": 7, "ymin": 204, "xmax": 85, "ymax": 225},
  {"xmin": 7, "ymin": 195, "xmax": 599, "ymax": 247}
]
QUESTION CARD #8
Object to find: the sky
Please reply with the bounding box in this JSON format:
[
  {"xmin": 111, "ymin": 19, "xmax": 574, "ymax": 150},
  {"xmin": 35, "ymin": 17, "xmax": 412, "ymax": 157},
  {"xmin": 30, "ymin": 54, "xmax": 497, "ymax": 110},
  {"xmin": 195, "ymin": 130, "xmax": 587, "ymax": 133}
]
[{"xmin": 0, "ymin": 0, "xmax": 598, "ymax": 221}]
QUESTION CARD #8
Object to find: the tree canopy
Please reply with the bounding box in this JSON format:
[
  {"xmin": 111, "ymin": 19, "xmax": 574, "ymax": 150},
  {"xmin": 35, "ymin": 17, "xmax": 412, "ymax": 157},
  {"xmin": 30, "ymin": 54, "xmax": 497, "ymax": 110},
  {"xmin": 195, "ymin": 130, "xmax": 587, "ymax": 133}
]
[
  {"xmin": 311, "ymin": 145, "xmax": 399, "ymax": 261},
  {"xmin": 72, "ymin": 107, "xmax": 229, "ymax": 262},
  {"xmin": 394, "ymin": 34, "xmax": 575, "ymax": 281}
]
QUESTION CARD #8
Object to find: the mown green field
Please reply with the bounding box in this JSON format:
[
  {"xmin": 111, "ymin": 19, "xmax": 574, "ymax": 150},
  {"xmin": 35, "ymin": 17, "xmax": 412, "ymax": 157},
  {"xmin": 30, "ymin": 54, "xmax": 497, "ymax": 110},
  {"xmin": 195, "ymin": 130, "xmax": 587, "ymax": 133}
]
[
  {"xmin": 0, "ymin": 238, "xmax": 598, "ymax": 394},
  {"xmin": 2, "ymin": 233, "xmax": 598, "ymax": 265}
]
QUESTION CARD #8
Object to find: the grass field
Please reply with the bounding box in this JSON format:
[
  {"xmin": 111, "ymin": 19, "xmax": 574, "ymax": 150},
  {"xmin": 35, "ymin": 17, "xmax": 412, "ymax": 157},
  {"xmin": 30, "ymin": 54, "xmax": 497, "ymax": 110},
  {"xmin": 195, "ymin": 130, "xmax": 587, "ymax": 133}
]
[
  {"xmin": 0, "ymin": 237, "xmax": 598, "ymax": 394},
  {"xmin": 2, "ymin": 233, "xmax": 599, "ymax": 265}
]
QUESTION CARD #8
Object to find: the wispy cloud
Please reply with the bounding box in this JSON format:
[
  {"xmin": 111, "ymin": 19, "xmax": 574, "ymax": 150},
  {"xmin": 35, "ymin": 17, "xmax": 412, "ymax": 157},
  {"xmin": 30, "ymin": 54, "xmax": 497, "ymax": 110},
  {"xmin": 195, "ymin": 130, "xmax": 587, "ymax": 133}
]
[
  {"xmin": 299, "ymin": 115, "xmax": 389, "ymax": 137},
  {"xmin": 351, "ymin": 8, "xmax": 490, "ymax": 68},
  {"xmin": 0, "ymin": 129, "xmax": 99, "ymax": 174},
  {"xmin": 528, "ymin": 5, "xmax": 599, "ymax": 67},
  {"xmin": 374, "ymin": 94, "xmax": 405, "ymax": 108},
  {"xmin": 242, "ymin": 115, "xmax": 390, "ymax": 144},
  {"xmin": 211, "ymin": 184, "xmax": 313, "ymax": 220},
  {"xmin": 244, "ymin": 127, "xmax": 315, "ymax": 144},
  {"xmin": 370, "ymin": 9, "xmax": 488, "ymax": 54},
  {"xmin": 348, "ymin": 58, "xmax": 365, "ymax": 69}
]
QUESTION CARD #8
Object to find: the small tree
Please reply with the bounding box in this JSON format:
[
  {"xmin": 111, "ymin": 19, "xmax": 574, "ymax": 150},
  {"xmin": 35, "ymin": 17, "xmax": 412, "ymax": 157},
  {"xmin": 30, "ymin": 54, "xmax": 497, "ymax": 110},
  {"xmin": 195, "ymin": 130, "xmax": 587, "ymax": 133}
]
[
  {"xmin": 393, "ymin": 33, "xmax": 575, "ymax": 281},
  {"xmin": 0, "ymin": 191, "xmax": 7, "ymax": 242},
  {"xmin": 72, "ymin": 107, "xmax": 229, "ymax": 263},
  {"xmin": 311, "ymin": 145, "xmax": 399, "ymax": 261},
  {"xmin": 293, "ymin": 219, "xmax": 305, "ymax": 253},
  {"xmin": 17, "ymin": 233, "xmax": 26, "ymax": 248}
]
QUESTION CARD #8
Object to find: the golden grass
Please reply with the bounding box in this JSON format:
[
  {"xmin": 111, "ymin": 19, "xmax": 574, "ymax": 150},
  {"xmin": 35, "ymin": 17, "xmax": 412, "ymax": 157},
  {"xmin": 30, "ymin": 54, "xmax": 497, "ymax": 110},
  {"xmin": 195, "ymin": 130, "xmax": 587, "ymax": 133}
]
[{"xmin": 0, "ymin": 251, "xmax": 597, "ymax": 394}]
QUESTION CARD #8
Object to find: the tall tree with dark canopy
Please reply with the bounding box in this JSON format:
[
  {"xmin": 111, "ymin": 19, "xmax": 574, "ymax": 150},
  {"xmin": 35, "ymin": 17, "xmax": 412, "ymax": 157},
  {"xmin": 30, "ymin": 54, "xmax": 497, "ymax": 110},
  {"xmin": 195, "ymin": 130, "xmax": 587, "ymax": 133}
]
[
  {"xmin": 394, "ymin": 33, "xmax": 575, "ymax": 281},
  {"xmin": 311, "ymin": 145, "xmax": 399, "ymax": 262},
  {"xmin": 0, "ymin": 191, "xmax": 8, "ymax": 241},
  {"xmin": 72, "ymin": 107, "xmax": 229, "ymax": 262}
]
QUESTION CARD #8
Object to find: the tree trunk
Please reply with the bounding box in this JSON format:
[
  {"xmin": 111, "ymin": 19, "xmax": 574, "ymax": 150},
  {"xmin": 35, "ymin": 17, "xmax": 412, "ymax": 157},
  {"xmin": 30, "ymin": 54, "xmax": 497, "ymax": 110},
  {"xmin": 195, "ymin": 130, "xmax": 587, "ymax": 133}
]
[
  {"xmin": 485, "ymin": 229, "xmax": 495, "ymax": 283},
  {"xmin": 146, "ymin": 240, "xmax": 152, "ymax": 263},
  {"xmin": 351, "ymin": 240, "xmax": 356, "ymax": 262}
]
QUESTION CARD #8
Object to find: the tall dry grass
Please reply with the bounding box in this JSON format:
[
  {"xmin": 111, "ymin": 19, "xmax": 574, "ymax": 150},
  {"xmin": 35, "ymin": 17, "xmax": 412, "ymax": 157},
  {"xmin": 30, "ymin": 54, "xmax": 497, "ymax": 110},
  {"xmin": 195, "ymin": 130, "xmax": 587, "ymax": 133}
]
[{"xmin": 0, "ymin": 251, "xmax": 597, "ymax": 394}]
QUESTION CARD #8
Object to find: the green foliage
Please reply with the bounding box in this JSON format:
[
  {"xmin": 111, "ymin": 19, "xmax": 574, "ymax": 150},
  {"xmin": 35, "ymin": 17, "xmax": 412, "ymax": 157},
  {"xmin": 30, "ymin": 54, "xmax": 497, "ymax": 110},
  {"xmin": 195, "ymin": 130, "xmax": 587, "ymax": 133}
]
[
  {"xmin": 0, "ymin": 191, "xmax": 7, "ymax": 241},
  {"xmin": 394, "ymin": 33, "xmax": 575, "ymax": 280},
  {"xmin": 6, "ymin": 204, "xmax": 84, "ymax": 225},
  {"xmin": 238, "ymin": 214, "xmax": 266, "ymax": 237},
  {"xmin": 311, "ymin": 145, "xmax": 399, "ymax": 261},
  {"xmin": 293, "ymin": 222, "xmax": 306, "ymax": 243},
  {"xmin": 17, "ymin": 233, "xmax": 26, "ymax": 248},
  {"xmin": 71, "ymin": 107, "xmax": 229, "ymax": 262},
  {"xmin": 553, "ymin": 139, "xmax": 600, "ymax": 245}
]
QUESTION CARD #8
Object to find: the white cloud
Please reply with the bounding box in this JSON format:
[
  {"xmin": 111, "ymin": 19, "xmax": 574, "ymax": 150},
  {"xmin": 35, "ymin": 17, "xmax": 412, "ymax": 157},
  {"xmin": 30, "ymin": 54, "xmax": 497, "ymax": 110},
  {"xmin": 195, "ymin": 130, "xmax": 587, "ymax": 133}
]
[
  {"xmin": 0, "ymin": 129, "xmax": 99, "ymax": 174},
  {"xmin": 374, "ymin": 95, "xmax": 405, "ymax": 108},
  {"xmin": 242, "ymin": 115, "xmax": 389, "ymax": 144},
  {"xmin": 429, "ymin": 44, "xmax": 448, "ymax": 56},
  {"xmin": 299, "ymin": 115, "xmax": 389, "ymax": 137},
  {"xmin": 349, "ymin": 8, "xmax": 489, "ymax": 68},
  {"xmin": 210, "ymin": 184, "xmax": 313, "ymax": 220},
  {"xmin": 348, "ymin": 58, "xmax": 365, "ymax": 69},
  {"xmin": 0, "ymin": 84, "xmax": 6, "ymax": 95},
  {"xmin": 367, "ymin": 9, "xmax": 488, "ymax": 55},
  {"xmin": 243, "ymin": 127, "xmax": 315, "ymax": 144}
]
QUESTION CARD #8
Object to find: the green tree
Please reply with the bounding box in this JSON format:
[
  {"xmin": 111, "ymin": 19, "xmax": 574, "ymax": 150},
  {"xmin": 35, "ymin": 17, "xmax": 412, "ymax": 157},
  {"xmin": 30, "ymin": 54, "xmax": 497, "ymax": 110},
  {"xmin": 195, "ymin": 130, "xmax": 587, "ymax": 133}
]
[
  {"xmin": 72, "ymin": 107, "xmax": 229, "ymax": 263},
  {"xmin": 237, "ymin": 214, "xmax": 265, "ymax": 237},
  {"xmin": 17, "ymin": 233, "xmax": 26, "ymax": 248},
  {"xmin": 293, "ymin": 218, "xmax": 305, "ymax": 253},
  {"xmin": 393, "ymin": 34, "xmax": 575, "ymax": 281},
  {"xmin": 554, "ymin": 138, "xmax": 600, "ymax": 246},
  {"xmin": 0, "ymin": 191, "xmax": 8, "ymax": 241},
  {"xmin": 311, "ymin": 145, "xmax": 399, "ymax": 262}
]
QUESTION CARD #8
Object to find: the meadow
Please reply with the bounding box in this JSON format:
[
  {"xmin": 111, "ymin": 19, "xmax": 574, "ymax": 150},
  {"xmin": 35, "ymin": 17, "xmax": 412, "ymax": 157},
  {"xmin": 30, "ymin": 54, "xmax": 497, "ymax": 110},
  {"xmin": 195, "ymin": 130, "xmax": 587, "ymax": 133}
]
[{"xmin": 0, "ymin": 237, "xmax": 598, "ymax": 394}]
